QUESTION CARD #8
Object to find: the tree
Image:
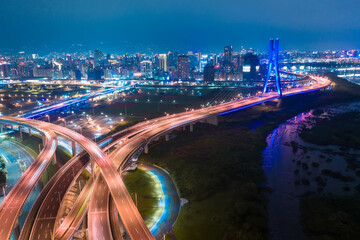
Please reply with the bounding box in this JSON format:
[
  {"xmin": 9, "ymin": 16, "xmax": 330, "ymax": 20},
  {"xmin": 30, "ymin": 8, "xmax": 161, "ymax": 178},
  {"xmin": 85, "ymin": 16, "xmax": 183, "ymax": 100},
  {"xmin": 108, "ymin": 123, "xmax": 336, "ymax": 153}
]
[{"xmin": 0, "ymin": 157, "xmax": 7, "ymax": 187}]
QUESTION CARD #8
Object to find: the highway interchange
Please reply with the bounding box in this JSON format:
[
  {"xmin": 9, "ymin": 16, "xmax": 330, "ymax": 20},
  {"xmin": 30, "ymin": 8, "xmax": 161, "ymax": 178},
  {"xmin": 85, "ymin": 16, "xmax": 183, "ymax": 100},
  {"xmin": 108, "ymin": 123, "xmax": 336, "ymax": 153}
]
[{"xmin": 0, "ymin": 75, "xmax": 331, "ymax": 240}]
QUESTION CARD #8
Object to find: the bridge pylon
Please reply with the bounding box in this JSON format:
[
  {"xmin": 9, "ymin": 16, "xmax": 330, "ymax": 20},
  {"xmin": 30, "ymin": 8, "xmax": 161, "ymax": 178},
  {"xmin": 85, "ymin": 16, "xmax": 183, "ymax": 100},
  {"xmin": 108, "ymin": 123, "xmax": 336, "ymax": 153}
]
[{"xmin": 263, "ymin": 39, "xmax": 282, "ymax": 96}]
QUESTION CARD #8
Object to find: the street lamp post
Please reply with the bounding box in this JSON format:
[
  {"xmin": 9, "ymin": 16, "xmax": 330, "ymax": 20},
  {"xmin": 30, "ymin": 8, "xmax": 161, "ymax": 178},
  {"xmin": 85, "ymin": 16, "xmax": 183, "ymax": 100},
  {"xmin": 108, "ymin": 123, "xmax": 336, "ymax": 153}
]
[{"xmin": 61, "ymin": 118, "xmax": 66, "ymax": 127}]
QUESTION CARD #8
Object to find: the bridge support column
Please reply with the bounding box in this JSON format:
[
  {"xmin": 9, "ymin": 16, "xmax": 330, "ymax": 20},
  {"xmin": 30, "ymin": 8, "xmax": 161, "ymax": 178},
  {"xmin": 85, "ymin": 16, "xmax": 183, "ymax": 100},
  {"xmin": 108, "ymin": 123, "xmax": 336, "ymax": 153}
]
[
  {"xmin": 276, "ymin": 98, "xmax": 282, "ymax": 108},
  {"xmin": 72, "ymin": 141, "xmax": 77, "ymax": 156},
  {"xmin": 52, "ymin": 154, "xmax": 57, "ymax": 165},
  {"xmin": 144, "ymin": 144, "xmax": 149, "ymax": 154},
  {"xmin": 11, "ymin": 124, "xmax": 13, "ymax": 130},
  {"xmin": 183, "ymin": 126, "xmax": 186, "ymax": 131},
  {"xmin": 0, "ymin": 125, "xmax": 3, "ymax": 133},
  {"xmin": 206, "ymin": 116, "xmax": 218, "ymax": 126},
  {"xmin": 91, "ymin": 159, "xmax": 96, "ymax": 179},
  {"xmin": 13, "ymin": 217, "xmax": 21, "ymax": 240},
  {"xmin": 28, "ymin": 128, "xmax": 32, "ymax": 136},
  {"xmin": 19, "ymin": 127, "xmax": 23, "ymax": 141},
  {"xmin": 42, "ymin": 135, "xmax": 46, "ymax": 147},
  {"xmin": 190, "ymin": 124, "xmax": 194, "ymax": 132},
  {"xmin": 165, "ymin": 134, "xmax": 169, "ymax": 142}
]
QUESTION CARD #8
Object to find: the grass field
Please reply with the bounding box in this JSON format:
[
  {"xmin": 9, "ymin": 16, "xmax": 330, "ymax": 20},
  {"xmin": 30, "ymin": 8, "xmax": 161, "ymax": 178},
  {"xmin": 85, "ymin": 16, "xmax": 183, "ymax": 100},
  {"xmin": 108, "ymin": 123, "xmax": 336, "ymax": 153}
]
[
  {"xmin": 123, "ymin": 168, "xmax": 164, "ymax": 228},
  {"xmin": 301, "ymin": 196, "xmax": 360, "ymax": 240}
]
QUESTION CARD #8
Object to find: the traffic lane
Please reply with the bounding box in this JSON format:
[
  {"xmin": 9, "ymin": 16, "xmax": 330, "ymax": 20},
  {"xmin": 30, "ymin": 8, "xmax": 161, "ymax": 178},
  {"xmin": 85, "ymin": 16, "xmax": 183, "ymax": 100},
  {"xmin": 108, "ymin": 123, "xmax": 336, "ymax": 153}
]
[
  {"xmin": 88, "ymin": 176, "xmax": 113, "ymax": 240},
  {"xmin": 29, "ymin": 155, "xmax": 89, "ymax": 240},
  {"xmin": 0, "ymin": 119, "xmax": 57, "ymax": 240}
]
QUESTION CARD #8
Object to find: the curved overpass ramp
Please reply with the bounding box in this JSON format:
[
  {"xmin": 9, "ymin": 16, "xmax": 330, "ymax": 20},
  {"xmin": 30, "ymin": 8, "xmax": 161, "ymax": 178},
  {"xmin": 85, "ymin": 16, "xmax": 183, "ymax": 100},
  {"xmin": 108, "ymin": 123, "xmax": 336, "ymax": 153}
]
[{"xmin": 0, "ymin": 118, "xmax": 58, "ymax": 240}]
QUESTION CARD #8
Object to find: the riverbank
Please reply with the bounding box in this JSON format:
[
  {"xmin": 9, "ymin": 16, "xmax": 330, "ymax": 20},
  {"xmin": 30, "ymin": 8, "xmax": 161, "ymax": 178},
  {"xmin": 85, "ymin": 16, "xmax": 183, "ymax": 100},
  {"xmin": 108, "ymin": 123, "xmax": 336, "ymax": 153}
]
[
  {"xmin": 294, "ymin": 104, "xmax": 360, "ymax": 240},
  {"xmin": 262, "ymin": 75, "xmax": 360, "ymax": 240}
]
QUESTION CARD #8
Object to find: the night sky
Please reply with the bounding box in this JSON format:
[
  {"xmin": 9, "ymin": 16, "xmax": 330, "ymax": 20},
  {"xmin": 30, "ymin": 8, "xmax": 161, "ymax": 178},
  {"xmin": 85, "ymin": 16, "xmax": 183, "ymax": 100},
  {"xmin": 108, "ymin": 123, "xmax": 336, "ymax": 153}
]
[{"xmin": 1, "ymin": 0, "xmax": 360, "ymax": 53}]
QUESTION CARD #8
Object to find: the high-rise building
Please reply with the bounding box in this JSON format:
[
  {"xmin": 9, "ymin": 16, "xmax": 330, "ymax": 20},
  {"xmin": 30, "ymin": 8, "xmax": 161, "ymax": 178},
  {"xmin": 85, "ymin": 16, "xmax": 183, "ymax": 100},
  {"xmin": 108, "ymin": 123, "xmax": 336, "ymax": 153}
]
[
  {"xmin": 224, "ymin": 46, "xmax": 233, "ymax": 64},
  {"xmin": 167, "ymin": 51, "xmax": 178, "ymax": 68},
  {"xmin": 242, "ymin": 53, "xmax": 260, "ymax": 81},
  {"xmin": 177, "ymin": 55, "xmax": 189, "ymax": 79},
  {"xmin": 0, "ymin": 63, "xmax": 10, "ymax": 78},
  {"xmin": 158, "ymin": 54, "xmax": 167, "ymax": 72},
  {"xmin": 94, "ymin": 49, "xmax": 104, "ymax": 67},
  {"xmin": 203, "ymin": 63, "xmax": 215, "ymax": 82},
  {"xmin": 66, "ymin": 54, "xmax": 72, "ymax": 62},
  {"xmin": 140, "ymin": 60, "xmax": 153, "ymax": 78}
]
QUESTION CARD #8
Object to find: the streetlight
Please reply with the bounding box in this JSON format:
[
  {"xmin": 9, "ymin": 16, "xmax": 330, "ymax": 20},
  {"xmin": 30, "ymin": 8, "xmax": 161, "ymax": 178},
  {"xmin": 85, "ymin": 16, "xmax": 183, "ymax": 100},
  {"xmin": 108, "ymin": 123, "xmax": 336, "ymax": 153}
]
[
  {"xmin": 78, "ymin": 126, "xmax": 83, "ymax": 135},
  {"xmin": 60, "ymin": 118, "xmax": 66, "ymax": 127}
]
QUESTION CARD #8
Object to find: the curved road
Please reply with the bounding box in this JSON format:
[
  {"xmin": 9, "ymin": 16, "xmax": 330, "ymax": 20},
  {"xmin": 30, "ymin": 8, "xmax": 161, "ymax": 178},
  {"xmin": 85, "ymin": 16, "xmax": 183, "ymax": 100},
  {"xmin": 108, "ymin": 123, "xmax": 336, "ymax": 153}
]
[{"xmin": 0, "ymin": 119, "xmax": 57, "ymax": 240}]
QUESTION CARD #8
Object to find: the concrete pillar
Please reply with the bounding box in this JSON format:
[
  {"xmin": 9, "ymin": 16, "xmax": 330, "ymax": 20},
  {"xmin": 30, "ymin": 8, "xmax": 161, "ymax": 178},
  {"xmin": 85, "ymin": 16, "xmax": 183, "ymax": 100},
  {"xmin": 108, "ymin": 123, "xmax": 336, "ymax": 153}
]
[
  {"xmin": 0, "ymin": 125, "xmax": 3, "ymax": 133},
  {"xmin": 72, "ymin": 141, "xmax": 76, "ymax": 156},
  {"xmin": 165, "ymin": 134, "xmax": 169, "ymax": 142},
  {"xmin": 52, "ymin": 154, "xmax": 57, "ymax": 165},
  {"xmin": 11, "ymin": 124, "xmax": 13, "ymax": 130},
  {"xmin": 91, "ymin": 159, "xmax": 96, "ymax": 179},
  {"xmin": 19, "ymin": 127, "xmax": 23, "ymax": 141},
  {"xmin": 207, "ymin": 116, "xmax": 218, "ymax": 126},
  {"xmin": 182, "ymin": 126, "xmax": 186, "ymax": 131},
  {"xmin": 190, "ymin": 124, "xmax": 194, "ymax": 132},
  {"xmin": 28, "ymin": 128, "xmax": 32, "ymax": 136},
  {"xmin": 144, "ymin": 144, "xmax": 149, "ymax": 154},
  {"xmin": 13, "ymin": 217, "xmax": 20, "ymax": 239}
]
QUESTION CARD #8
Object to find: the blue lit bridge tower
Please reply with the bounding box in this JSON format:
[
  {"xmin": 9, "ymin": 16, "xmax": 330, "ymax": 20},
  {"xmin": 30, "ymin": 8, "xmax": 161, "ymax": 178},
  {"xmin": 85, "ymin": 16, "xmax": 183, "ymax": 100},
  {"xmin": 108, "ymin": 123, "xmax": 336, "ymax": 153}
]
[{"xmin": 263, "ymin": 39, "xmax": 282, "ymax": 96}]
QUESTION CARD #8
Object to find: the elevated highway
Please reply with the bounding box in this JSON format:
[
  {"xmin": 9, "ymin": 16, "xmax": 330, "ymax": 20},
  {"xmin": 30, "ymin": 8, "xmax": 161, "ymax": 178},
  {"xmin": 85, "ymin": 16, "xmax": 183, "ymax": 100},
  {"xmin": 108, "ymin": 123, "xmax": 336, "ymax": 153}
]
[
  {"xmin": 1, "ymin": 74, "xmax": 330, "ymax": 240},
  {"xmin": 20, "ymin": 84, "xmax": 134, "ymax": 119},
  {"xmin": 0, "ymin": 118, "xmax": 57, "ymax": 240}
]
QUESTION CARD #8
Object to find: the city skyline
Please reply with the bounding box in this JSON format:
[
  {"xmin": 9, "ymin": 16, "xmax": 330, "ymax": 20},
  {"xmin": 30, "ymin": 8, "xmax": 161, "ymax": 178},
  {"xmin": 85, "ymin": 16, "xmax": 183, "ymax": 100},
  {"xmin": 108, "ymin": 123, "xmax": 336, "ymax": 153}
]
[
  {"xmin": 1, "ymin": 1, "xmax": 360, "ymax": 240},
  {"xmin": 1, "ymin": 0, "xmax": 360, "ymax": 53}
]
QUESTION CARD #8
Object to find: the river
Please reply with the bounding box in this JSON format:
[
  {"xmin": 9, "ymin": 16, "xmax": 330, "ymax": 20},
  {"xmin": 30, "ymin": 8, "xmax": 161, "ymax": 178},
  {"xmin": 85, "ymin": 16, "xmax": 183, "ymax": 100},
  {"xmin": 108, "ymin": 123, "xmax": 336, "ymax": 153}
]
[{"xmin": 262, "ymin": 102, "xmax": 360, "ymax": 240}]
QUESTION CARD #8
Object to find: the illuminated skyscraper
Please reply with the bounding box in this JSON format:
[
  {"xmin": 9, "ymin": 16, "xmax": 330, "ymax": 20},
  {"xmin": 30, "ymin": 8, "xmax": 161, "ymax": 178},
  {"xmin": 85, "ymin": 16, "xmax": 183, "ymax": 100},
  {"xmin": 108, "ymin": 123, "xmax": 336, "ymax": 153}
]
[
  {"xmin": 94, "ymin": 49, "xmax": 104, "ymax": 67},
  {"xmin": 140, "ymin": 60, "xmax": 153, "ymax": 78},
  {"xmin": 242, "ymin": 53, "xmax": 260, "ymax": 81},
  {"xmin": 203, "ymin": 63, "xmax": 215, "ymax": 82},
  {"xmin": 224, "ymin": 46, "xmax": 233, "ymax": 64},
  {"xmin": 177, "ymin": 55, "xmax": 189, "ymax": 79},
  {"xmin": 158, "ymin": 54, "xmax": 167, "ymax": 72}
]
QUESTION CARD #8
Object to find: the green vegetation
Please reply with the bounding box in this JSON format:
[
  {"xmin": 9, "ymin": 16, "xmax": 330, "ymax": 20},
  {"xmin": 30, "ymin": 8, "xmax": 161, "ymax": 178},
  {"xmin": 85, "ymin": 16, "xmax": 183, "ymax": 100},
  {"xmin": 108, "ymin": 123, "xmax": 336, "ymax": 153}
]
[
  {"xmin": 300, "ymin": 111, "xmax": 360, "ymax": 149},
  {"xmin": 123, "ymin": 168, "xmax": 164, "ymax": 228},
  {"xmin": 93, "ymin": 86, "xmax": 253, "ymax": 119},
  {"xmin": 42, "ymin": 146, "xmax": 72, "ymax": 184},
  {"xmin": 140, "ymin": 118, "xmax": 270, "ymax": 239},
  {"xmin": 301, "ymin": 196, "xmax": 360, "ymax": 240},
  {"xmin": 298, "ymin": 76, "xmax": 360, "ymax": 239},
  {"xmin": 298, "ymin": 76, "xmax": 360, "ymax": 150},
  {"xmin": 0, "ymin": 156, "xmax": 7, "ymax": 187}
]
